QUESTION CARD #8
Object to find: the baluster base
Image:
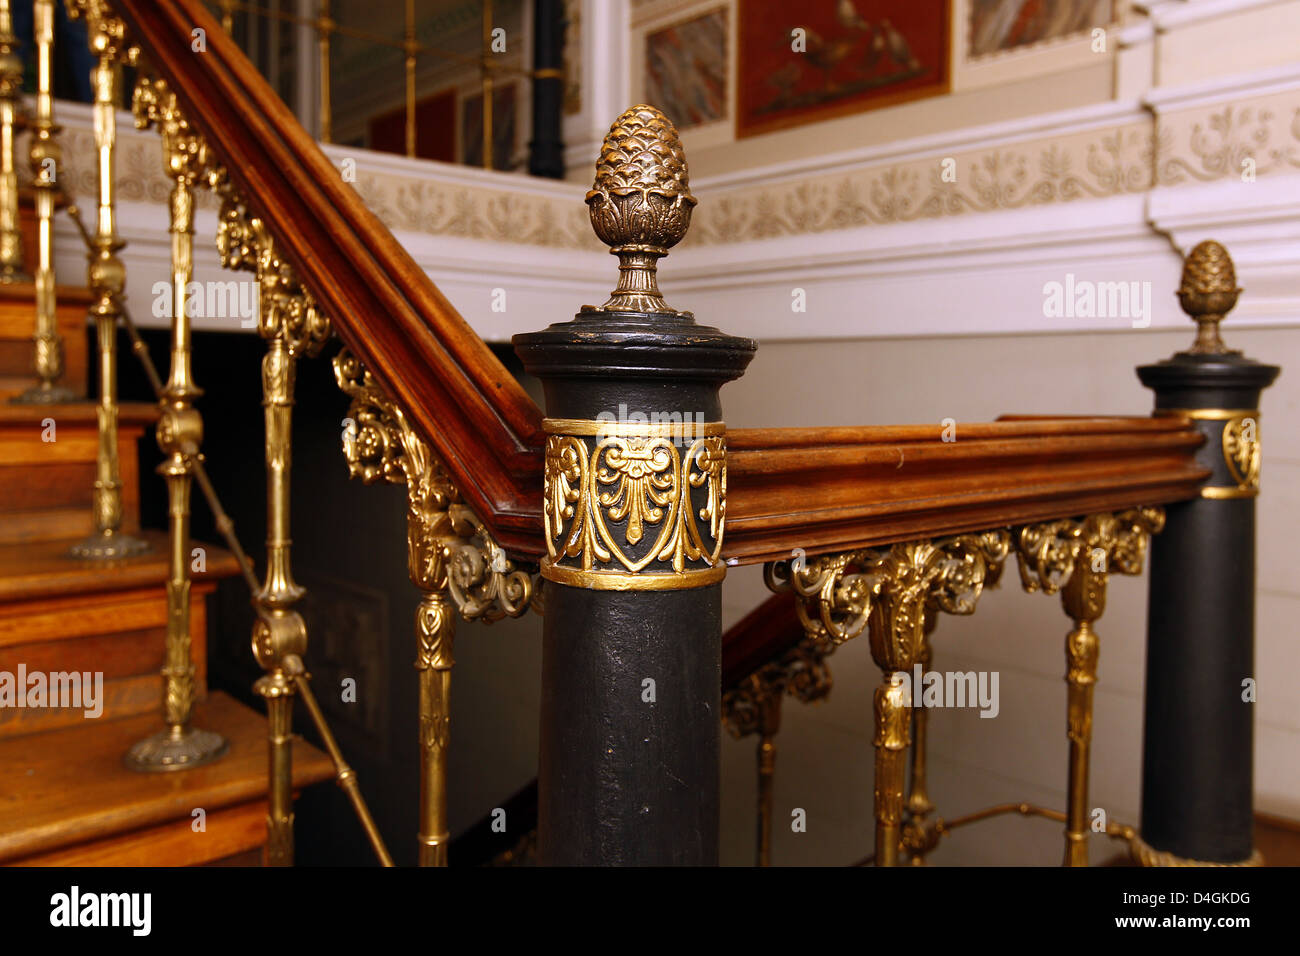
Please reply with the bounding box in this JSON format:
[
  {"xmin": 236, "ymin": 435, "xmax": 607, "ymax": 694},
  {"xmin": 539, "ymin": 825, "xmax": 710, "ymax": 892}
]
[
  {"xmin": 69, "ymin": 529, "xmax": 151, "ymax": 560},
  {"xmin": 123, "ymin": 724, "xmax": 229, "ymax": 773}
]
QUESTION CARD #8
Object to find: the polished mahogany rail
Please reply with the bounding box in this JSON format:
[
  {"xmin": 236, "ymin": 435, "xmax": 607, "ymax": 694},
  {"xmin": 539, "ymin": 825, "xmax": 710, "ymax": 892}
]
[{"xmin": 113, "ymin": 1, "xmax": 1208, "ymax": 566}]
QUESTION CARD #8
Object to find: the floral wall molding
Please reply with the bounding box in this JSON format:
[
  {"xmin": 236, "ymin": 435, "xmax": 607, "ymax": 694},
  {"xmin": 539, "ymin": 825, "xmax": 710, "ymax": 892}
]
[{"xmin": 684, "ymin": 86, "xmax": 1300, "ymax": 246}]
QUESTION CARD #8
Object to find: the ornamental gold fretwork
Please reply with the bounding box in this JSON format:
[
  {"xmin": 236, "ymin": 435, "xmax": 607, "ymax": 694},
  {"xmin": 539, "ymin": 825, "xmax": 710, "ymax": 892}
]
[
  {"xmin": 1015, "ymin": 507, "xmax": 1165, "ymax": 867},
  {"xmin": 722, "ymin": 636, "xmax": 833, "ymax": 867},
  {"xmin": 543, "ymin": 420, "xmax": 726, "ymax": 588},
  {"xmin": 765, "ymin": 530, "xmax": 1011, "ymax": 866},
  {"xmin": 1221, "ymin": 415, "xmax": 1261, "ymax": 493},
  {"xmin": 335, "ymin": 348, "xmax": 532, "ymax": 866}
]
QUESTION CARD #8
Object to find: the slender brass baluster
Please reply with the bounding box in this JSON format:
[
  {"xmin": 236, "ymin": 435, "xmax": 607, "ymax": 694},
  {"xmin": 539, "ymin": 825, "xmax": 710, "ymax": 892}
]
[
  {"xmin": 317, "ymin": 0, "xmax": 333, "ymax": 143},
  {"xmin": 210, "ymin": 166, "xmax": 330, "ymax": 864},
  {"xmin": 767, "ymin": 532, "xmax": 1008, "ymax": 866},
  {"xmin": 1015, "ymin": 509, "xmax": 1164, "ymax": 866},
  {"xmin": 67, "ymin": 0, "xmax": 148, "ymax": 560},
  {"xmin": 722, "ymin": 637, "xmax": 832, "ymax": 867},
  {"xmin": 0, "ymin": 0, "xmax": 28, "ymax": 283},
  {"xmin": 12, "ymin": 0, "xmax": 76, "ymax": 403},
  {"xmin": 123, "ymin": 74, "xmax": 227, "ymax": 772},
  {"xmin": 335, "ymin": 350, "xmax": 534, "ymax": 867}
]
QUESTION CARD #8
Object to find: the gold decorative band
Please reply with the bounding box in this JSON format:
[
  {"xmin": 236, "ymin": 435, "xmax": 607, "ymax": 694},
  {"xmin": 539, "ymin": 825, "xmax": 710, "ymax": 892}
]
[
  {"xmin": 1154, "ymin": 409, "xmax": 1262, "ymax": 499},
  {"xmin": 1201, "ymin": 486, "xmax": 1257, "ymax": 500},
  {"xmin": 542, "ymin": 559, "xmax": 727, "ymax": 591},
  {"xmin": 1153, "ymin": 408, "xmax": 1259, "ymax": 421},
  {"xmin": 541, "ymin": 416, "xmax": 728, "ymax": 591},
  {"xmin": 1130, "ymin": 835, "xmax": 1263, "ymax": 867},
  {"xmin": 543, "ymin": 416, "xmax": 726, "ymax": 438}
]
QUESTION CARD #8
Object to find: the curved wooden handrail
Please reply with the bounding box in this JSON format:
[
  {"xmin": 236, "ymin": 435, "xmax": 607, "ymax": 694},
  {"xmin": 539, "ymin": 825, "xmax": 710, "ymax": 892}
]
[
  {"xmin": 113, "ymin": 0, "xmax": 548, "ymax": 555},
  {"xmin": 114, "ymin": 2, "xmax": 1208, "ymax": 566}
]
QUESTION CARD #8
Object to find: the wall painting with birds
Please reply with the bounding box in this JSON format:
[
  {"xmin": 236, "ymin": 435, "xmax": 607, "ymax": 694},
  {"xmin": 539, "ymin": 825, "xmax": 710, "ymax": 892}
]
[{"xmin": 737, "ymin": 0, "xmax": 950, "ymax": 138}]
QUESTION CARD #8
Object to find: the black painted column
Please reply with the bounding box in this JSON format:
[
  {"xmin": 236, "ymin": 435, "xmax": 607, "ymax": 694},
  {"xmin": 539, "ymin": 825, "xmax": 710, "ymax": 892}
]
[
  {"xmin": 1137, "ymin": 241, "xmax": 1279, "ymax": 864},
  {"xmin": 528, "ymin": 0, "xmax": 565, "ymax": 179},
  {"xmin": 515, "ymin": 106, "xmax": 754, "ymax": 865}
]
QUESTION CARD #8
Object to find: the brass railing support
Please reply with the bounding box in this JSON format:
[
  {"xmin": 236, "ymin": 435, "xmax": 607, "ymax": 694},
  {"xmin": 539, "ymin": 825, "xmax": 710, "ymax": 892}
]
[
  {"xmin": 211, "ymin": 164, "xmax": 330, "ymax": 864},
  {"xmin": 68, "ymin": 0, "xmax": 148, "ymax": 559},
  {"xmin": 0, "ymin": 0, "xmax": 28, "ymax": 282},
  {"xmin": 1015, "ymin": 508, "xmax": 1165, "ymax": 866},
  {"xmin": 12, "ymin": 0, "xmax": 76, "ymax": 403},
  {"xmin": 124, "ymin": 74, "xmax": 227, "ymax": 771},
  {"xmin": 767, "ymin": 531, "xmax": 1009, "ymax": 866},
  {"xmin": 336, "ymin": 349, "xmax": 533, "ymax": 867},
  {"xmin": 722, "ymin": 638, "xmax": 832, "ymax": 867}
]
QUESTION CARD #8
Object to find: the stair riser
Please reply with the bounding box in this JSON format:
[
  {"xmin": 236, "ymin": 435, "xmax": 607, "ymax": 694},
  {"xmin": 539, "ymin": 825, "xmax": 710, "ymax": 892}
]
[{"xmin": 0, "ymin": 582, "xmax": 213, "ymax": 737}]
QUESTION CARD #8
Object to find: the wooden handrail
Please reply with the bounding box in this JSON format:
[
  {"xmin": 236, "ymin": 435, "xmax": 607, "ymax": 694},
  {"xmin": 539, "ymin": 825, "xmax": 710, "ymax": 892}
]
[
  {"xmin": 113, "ymin": 0, "xmax": 548, "ymax": 556},
  {"xmin": 113, "ymin": 1, "xmax": 1208, "ymax": 567}
]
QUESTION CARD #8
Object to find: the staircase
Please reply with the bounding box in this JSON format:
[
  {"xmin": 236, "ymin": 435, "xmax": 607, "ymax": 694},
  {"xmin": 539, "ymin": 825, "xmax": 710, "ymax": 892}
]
[
  {"xmin": 0, "ymin": 0, "xmax": 1278, "ymax": 869},
  {"xmin": 0, "ymin": 355, "xmax": 331, "ymax": 865}
]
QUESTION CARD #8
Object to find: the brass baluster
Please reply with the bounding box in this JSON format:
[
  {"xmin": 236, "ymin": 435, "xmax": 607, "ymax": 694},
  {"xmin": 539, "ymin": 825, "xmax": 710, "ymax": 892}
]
[
  {"xmin": 124, "ymin": 75, "xmax": 227, "ymax": 771},
  {"xmin": 211, "ymin": 166, "xmax": 329, "ymax": 864},
  {"xmin": 67, "ymin": 0, "xmax": 148, "ymax": 560},
  {"xmin": 480, "ymin": 0, "xmax": 493, "ymax": 168},
  {"xmin": 767, "ymin": 532, "xmax": 1008, "ymax": 866},
  {"xmin": 12, "ymin": 0, "xmax": 76, "ymax": 403},
  {"xmin": 1015, "ymin": 509, "xmax": 1164, "ymax": 866},
  {"xmin": 317, "ymin": 0, "xmax": 333, "ymax": 143},
  {"xmin": 722, "ymin": 637, "xmax": 832, "ymax": 867},
  {"xmin": 0, "ymin": 0, "xmax": 28, "ymax": 283},
  {"xmin": 404, "ymin": 0, "xmax": 416, "ymax": 157},
  {"xmin": 335, "ymin": 350, "xmax": 533, "ymax": 867}
]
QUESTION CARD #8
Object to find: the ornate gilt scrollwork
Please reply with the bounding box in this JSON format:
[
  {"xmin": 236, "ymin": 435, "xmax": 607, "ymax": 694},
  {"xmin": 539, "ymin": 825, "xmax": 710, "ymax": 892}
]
[
  {"xmin": 335, "ymin": 349, "xmax": 535, "ymax": 623},
  {"xmin": 542, "ymin": 418, "xmax": 726, "ymax": 590},
  {"xmin": 764, "ymin": 530, "xmax": 1011, "ymax": 655},
  {"xmin": 335, "ymin": 349, "xmax": 533, "ymax": 866}
]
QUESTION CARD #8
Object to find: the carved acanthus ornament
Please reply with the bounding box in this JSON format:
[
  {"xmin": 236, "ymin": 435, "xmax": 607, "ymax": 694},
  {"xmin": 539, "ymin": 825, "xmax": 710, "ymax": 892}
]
[
  {"xmin": 764, "ymin": 530, "xmax": 1011, "ymax": 656},
  {"xmin": 542, "ymin": 419, "xmax": 727, "ymax": 590},
  {"xmin": 334, "ymin": 349, "xmax": 534, "ymax": 627}
]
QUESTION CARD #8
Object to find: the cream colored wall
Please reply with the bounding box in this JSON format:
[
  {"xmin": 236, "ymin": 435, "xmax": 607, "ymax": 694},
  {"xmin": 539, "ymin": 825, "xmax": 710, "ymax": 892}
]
[{"xmin": 716, "ymin": 327, "xmax": 1299, "ymax": 865}]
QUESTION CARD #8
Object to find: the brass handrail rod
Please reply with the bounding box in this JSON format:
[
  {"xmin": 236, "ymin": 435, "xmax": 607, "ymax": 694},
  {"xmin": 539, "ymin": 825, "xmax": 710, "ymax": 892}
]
[
  {"xmin": 215, "ymin": 0, "xmax": 539, "ymax": 78},
  {"xmin": 65, "ymin": 196, "xmax": 391, "ymax": 865},
  {"xmin": 290, "ymin": 657, "xmax": 395, "ymax": 867}
]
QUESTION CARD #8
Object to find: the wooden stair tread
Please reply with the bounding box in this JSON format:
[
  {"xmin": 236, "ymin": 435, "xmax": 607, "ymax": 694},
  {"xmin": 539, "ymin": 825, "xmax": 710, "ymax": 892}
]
[
  {"xmin": 0, "ymin": 690, "xmax": 334, "ymax": 863},
  {"xmin": 0, "ymin": 530, "xmax": 241, "ymax": 602},
  {"xmin": 0, "ymin": 283, "xmax": 95, "ymax": 305},
  {"xmin": 0, "ymin": 401, "xmax": 157, "ymax": 426}
]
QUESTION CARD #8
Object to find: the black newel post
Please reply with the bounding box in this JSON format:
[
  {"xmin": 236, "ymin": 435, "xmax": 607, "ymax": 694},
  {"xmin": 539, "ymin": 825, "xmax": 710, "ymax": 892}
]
[
  {"xmin": 515, "ymin": 106, "xmax": 754, "ymax": 865},
  {"xmin": 528, "ymin": 0, "xmax": 565, "ymax": 179},
  {"xmin": 1137, "ymin": 241, "xmax": 1279, "ymax": 864}
]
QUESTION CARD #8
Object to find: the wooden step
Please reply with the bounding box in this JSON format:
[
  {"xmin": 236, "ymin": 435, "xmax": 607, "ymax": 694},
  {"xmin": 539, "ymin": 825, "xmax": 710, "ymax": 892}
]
[
  {"xmin": 0, "ymin": 401, "xmax": 156, "ymax": 546},
  {"xmin": 0, "ymin": 283, "xmax": 93, "ymax": 403},
  {"xmin": 0, "ymin": 531, "xmax": 241, "ymax": 737},
  {"xmin": 0, "ymin": 690, "xmax": 334, "ymax": 866}
]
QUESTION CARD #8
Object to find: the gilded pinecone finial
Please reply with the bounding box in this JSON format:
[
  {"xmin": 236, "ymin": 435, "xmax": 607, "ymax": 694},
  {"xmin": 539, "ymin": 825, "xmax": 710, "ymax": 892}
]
[
  {"xmin": 1177, "ymin": 240, "xmax": 1241, "ymax": 355},
  {"xmin": 586, "ymin": 105, "xmax": 696, "ymax": 316}
]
